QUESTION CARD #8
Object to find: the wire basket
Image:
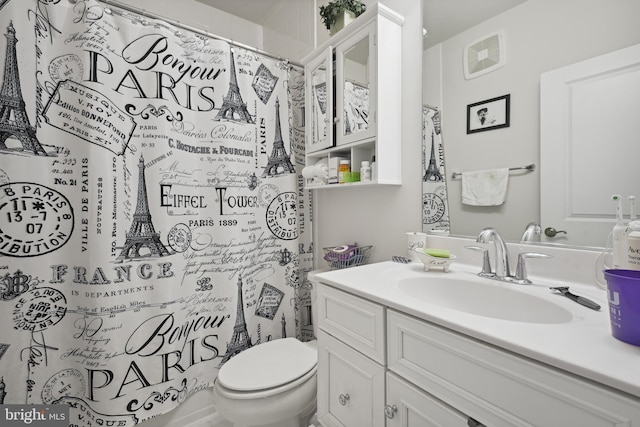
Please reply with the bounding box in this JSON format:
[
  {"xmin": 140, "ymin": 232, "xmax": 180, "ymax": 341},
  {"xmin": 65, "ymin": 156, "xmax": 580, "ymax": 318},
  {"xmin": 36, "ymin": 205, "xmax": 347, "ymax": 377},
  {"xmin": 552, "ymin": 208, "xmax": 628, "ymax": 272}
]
[{"xmin": 323, "ymin": 245, "xmax": 372, "ymax": 269}]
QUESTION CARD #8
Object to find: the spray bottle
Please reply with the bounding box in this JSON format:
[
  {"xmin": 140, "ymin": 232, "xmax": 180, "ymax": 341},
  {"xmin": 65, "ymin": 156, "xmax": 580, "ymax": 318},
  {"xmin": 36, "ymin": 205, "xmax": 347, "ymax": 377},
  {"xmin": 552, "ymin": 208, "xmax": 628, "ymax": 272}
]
[{"xmin": 612, "ymin": 195, "xmax": 629, "ymax": 269}]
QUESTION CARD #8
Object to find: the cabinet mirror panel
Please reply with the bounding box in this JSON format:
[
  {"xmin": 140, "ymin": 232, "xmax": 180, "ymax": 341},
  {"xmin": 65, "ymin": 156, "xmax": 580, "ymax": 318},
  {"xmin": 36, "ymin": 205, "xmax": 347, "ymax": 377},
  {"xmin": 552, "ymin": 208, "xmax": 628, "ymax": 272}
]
[
  {"xmin": 338, "ymin": 27, "xmax": 372, "ymax": 145},
  {"xmin": 311, "ymin": 66, "xmax": 328, "ymax": 145},
  {"xmin": 305, "ymin": 47, "xmax": 333, "ymax": 153}
]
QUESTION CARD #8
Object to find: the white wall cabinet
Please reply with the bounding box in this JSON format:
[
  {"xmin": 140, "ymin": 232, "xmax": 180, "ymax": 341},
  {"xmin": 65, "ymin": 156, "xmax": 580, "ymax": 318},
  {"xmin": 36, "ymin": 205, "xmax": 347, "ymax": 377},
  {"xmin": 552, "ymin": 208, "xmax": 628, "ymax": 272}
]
[
  {"xmin": 316, "ymin": 282, "xmax": 640, "ymax": 427},
  {"xmin": 302, "ymin": 3, "xmax": 403, "ymax": 189}
]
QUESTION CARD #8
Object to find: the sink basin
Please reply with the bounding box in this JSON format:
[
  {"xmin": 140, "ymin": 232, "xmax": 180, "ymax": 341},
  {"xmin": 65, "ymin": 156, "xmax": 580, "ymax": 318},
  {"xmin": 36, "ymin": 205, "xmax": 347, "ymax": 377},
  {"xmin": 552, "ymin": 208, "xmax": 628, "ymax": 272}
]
[{"xmin": 397, "ymin": 276, "xmax": 573, "ymax": 324}]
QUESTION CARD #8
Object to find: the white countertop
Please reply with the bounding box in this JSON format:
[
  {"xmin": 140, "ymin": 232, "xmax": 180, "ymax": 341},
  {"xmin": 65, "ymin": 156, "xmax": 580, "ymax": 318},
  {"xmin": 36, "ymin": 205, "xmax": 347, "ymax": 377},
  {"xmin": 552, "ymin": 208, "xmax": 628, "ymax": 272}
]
[{"xmin": 314, "ymin": 260, "xmax": 640, "ymax": 399}]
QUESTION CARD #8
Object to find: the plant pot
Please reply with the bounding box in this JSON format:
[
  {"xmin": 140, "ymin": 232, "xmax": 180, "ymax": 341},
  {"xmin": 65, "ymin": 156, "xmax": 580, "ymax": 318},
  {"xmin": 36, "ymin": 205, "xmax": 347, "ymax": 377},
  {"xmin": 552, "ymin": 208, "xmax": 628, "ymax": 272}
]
[{"xmin": 329, "ymin": 9, "xmax": 356, "ymax": 36}]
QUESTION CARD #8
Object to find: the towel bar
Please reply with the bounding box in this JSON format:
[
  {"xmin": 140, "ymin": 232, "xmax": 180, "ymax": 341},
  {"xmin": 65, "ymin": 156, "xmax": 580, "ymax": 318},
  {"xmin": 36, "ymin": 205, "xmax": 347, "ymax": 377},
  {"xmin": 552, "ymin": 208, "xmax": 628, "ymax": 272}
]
[{"xmin": 451, "ymin": 163, "xmax": 535, "ymax": 180}]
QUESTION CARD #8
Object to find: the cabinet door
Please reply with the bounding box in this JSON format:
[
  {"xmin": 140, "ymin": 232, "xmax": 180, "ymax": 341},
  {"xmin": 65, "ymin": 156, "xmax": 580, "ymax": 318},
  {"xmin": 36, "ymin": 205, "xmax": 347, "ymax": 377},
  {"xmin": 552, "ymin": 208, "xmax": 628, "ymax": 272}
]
[
  {"xmin": 317, "ymin": 329, "xmax": 385, "ymax": 427},
  {"xmin": 386, "ymin": 372, "xmax": 469, "ymax": 427},
  {"xmin": 305, "ymin": 46, "xmax": 334, "ymax": 153},
  {"xmin": 335, "ymin": 22, "xmax": 376, "ymax": 147}
]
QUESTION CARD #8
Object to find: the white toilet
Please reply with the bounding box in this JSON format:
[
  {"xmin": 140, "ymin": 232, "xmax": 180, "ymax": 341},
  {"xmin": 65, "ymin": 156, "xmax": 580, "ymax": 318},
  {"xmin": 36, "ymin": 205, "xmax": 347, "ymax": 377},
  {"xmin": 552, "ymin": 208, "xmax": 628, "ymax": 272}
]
[{"xmin": 213, "ymin": 337, "xmax": 318, "ymax": 427}]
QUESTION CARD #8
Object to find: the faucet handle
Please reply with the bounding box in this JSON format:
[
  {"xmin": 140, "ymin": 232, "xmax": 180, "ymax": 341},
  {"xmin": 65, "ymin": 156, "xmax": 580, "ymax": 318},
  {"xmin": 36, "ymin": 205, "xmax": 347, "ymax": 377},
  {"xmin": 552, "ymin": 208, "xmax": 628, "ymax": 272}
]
[
  {"xmin": 515, "ymin": 252, "xmax": 552, "ymax": 284},
  {"xmin": 465, "ymin": 245, "xmax": 494, "ymax": 278}
]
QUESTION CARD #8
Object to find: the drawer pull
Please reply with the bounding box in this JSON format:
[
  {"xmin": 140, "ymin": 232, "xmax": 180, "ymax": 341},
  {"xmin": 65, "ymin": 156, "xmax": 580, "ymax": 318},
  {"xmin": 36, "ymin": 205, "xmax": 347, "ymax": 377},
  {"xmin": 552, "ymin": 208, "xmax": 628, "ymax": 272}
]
[
  {"xmin": 338, "ymin": 393, "xmax": 350, "ymax": 406},
  {"xmin": 384, "ymin": 404, "xmax": 398, "ymax": 419}
]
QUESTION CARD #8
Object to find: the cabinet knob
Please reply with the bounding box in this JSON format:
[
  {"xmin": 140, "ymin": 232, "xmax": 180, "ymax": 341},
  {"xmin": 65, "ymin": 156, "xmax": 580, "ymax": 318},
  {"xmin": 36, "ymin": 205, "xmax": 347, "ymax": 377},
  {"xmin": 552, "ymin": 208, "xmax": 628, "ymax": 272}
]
[
  {"xmin": 338, "ymin": 393, "xmax": 350, "ymax": 406},
  {"xmin": 384, "ymin": 404, "xmax": 398, "ymax": 419}
]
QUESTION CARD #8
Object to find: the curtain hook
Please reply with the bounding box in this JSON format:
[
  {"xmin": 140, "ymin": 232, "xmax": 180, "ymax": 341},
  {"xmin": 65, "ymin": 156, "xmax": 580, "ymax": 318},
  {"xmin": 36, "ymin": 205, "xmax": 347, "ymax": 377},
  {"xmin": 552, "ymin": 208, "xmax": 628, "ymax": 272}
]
[{"xmin": 140, "ymin": 9, "xmax": 149, "ymax": 26}]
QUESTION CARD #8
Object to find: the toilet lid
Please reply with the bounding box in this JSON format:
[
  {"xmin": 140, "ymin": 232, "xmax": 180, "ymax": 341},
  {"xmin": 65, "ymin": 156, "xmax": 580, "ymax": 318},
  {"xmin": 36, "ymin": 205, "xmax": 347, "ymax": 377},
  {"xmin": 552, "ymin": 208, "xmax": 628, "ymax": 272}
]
[{"xmin": 217, "ymin": 338, "xmax": 317, "ymax": 392}]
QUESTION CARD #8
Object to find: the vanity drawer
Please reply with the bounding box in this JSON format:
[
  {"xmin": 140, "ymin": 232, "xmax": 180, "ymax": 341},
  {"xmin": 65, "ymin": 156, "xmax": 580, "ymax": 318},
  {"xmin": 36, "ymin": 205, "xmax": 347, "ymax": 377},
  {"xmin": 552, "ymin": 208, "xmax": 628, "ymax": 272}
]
[
  {"xmin": 387, "ymin": 309, "xmax": 640, "ymax": 427},
  {"xmin": 317, "ymin": 283, "xmax": 386, "ymax": 364},
  {"xmin": 386, "ymin": 372, "xmax": 470, "ymax": 426}
]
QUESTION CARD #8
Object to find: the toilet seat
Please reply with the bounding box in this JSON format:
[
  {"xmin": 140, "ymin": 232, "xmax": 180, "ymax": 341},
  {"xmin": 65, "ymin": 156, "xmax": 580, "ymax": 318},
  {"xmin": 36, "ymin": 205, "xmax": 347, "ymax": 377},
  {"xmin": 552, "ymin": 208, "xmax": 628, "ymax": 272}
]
[
  {"xmin": 217, "ymin": 338, "xmax": 317, "ymax": 395},
  {"xmin": 215, "ymin": 364, "xmax": 317, "ymax": 400}
]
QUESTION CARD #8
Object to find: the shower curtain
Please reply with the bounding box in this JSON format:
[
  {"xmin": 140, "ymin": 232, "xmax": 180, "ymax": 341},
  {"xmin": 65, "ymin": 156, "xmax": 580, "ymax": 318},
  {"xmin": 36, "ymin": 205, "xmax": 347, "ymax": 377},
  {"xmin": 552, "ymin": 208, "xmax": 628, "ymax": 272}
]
[
  {"xmin": 0, "ymin": 0, "xmax": 313, "ymax": 425},
  {"xmin": 422, "ymin": 105, "xmax": 450, "ymax": 233}
]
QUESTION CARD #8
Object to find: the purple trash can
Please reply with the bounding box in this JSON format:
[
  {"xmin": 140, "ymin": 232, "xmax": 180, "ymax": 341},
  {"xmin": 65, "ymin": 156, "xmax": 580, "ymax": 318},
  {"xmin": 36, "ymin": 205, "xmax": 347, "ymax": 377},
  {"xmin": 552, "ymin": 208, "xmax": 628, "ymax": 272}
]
[{"xmin": 604, "ymin": 269, "xmax": 640, "ymax": 346}]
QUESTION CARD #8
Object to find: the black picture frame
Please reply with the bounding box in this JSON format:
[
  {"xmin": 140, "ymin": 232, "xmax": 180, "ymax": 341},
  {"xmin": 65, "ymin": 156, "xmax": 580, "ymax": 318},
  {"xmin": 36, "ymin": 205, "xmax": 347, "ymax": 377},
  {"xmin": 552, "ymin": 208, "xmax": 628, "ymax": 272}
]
[{"xmin": 466, "ymin": 94, "xmax": 510, "ymax": 134}]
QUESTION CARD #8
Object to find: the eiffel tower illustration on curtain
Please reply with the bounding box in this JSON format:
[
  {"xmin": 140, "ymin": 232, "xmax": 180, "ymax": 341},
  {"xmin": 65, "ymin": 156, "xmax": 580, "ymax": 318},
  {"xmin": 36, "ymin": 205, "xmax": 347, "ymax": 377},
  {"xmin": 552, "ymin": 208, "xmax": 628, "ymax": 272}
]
[
  {"xmin": 0, "ymin": 22, "xmax": 46, "ymax": 156},
  {"xmin": 118, "ymin": 156, "xmax": 170, "ymax": 259},
  {"xmin": 281, "ymin": 313, "xmax": 287, "ymax": 338},
  {"xmin": 262, "ymin": 98, "xmax": 295, "ymax": 177},
  {"xmin": 219, "ymin": 274, "xmax": 253, "ymax": 365},
  {"xmin": 424, "ymin": 130, "xmax": 444, "ymax": 182},
  {"xmin": 215, "ymin": 48, "xmax": 253, "ymax": 123}
]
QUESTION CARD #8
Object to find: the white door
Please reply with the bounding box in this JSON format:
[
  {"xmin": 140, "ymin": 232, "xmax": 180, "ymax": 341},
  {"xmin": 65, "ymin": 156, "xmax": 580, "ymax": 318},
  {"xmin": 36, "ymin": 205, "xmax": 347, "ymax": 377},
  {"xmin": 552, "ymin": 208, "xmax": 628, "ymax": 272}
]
[{"xmin": 540, "ymin": 43, "xmax": 640, "ymax": 246}]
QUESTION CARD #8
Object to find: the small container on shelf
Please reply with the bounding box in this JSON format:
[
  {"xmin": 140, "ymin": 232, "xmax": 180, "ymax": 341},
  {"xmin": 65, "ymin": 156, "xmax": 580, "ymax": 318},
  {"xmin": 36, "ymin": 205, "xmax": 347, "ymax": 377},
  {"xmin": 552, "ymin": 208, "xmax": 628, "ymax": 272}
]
[
  {"xmin": 360, "ymin": 161, "xmax": 371, "ymax": 181},
  {"xmin": 343, "ymin": 171, "xmax": 360, "ymax": 183},
  {"xmin": 323, "ymin": 244, "xmax": 372, "ymax": 269},
  {"xmin": 338, "ymin": 159, "xmax": 351, "ymax": 184},
  {"xmin": 328, "ymin": 157, "xmax": 347, "ymax": 184}
]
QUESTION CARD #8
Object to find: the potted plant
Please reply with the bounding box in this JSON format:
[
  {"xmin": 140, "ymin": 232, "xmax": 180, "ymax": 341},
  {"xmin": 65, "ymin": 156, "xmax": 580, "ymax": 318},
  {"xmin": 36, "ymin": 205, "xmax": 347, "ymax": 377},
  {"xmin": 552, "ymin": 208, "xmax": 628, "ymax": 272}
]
[{"xmin": 319, "ymin": 0, "xmax": 367, "ymax": 36}]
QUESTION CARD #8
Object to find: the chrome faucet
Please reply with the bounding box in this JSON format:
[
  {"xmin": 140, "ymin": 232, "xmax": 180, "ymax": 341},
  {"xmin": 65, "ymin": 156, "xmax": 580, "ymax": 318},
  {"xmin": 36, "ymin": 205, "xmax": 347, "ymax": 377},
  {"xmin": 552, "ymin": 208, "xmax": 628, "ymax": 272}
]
[
  {"xmin": 476, "ymin": 227, "xmax": 512, "ymax": 279},
  {"xmin": 521, "ymin": 222, "xmax": 541, "ymax": 243},
  {"xmin": 472, "ymin": 227, "xmax": 552, "ymax": 285}
]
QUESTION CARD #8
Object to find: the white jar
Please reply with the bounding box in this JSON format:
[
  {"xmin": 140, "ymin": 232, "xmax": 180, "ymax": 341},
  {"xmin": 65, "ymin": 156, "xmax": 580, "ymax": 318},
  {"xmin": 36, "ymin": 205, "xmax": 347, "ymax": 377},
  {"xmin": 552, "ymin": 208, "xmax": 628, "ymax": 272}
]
[{"xmin": 360, "ymin": 161, "xmax": 371, "ymax": 181}]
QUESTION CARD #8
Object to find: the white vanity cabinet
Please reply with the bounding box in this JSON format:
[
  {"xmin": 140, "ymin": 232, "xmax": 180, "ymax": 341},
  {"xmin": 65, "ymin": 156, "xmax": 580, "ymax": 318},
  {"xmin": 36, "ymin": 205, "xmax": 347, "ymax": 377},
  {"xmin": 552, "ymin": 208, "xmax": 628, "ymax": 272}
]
[
  {"xmin": 316, "ymin": 283, "xmax": 386, "ymax": 427},
  {"xmin": 316, "ymin": 282, "xmax": 640, "ymax": 427},
  {"xmin": 302, "ymin": 3, "xmax": 403, "ymax": 189},
  {"xmin": 316, "ymin": 283, "xmax": 473, "ymax": 427}
]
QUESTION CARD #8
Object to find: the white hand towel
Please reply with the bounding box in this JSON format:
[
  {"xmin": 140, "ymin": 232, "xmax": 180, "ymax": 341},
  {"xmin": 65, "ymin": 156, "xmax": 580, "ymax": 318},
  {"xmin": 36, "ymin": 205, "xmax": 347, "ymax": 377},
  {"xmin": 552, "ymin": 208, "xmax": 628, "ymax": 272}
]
[{"xmin": 461, "ymin": 168, "xmax": 509, "ymax": 206}]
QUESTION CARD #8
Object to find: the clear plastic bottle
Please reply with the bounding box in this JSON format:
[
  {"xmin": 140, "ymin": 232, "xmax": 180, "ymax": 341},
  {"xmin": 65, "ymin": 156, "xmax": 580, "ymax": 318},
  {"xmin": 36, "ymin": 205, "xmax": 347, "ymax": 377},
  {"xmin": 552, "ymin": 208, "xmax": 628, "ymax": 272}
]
[
  {"xmin": 360, "ymin": 161, "xmax": 371, "ymax": 181},
  {"xmin": 338, "ymin": 160, "xmax": 350, "ymax": 184},
  {"xmin": 370, "ymin": 155, "xmax": 377, "ymax": 180},
  {"xmin": 628, "ymin": 220, "xmax": 640, "ymax": 270}
]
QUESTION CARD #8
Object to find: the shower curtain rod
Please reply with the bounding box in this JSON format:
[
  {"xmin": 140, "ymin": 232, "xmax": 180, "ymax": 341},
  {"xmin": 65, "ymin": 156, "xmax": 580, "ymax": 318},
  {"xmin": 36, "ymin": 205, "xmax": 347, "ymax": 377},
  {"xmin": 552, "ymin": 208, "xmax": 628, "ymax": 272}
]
[{"xmin": 98, "ymin": 0, "xmax": 303, "ymax": 69}]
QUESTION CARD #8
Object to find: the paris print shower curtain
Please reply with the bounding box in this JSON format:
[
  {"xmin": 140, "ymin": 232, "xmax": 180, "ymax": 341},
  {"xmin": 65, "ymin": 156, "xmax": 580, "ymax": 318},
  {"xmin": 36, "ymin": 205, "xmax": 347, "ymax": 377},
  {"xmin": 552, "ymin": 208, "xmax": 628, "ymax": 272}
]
[{"xmin": 0, "ymin": 0, "xmax": 313, "ymax": 424}]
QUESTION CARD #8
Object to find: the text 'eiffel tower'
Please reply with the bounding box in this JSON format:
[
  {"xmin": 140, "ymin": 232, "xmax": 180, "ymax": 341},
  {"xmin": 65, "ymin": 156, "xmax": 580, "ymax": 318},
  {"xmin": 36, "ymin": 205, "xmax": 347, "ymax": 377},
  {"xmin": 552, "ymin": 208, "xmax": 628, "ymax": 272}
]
[
  {"xmin": 215, "ymin": 48, "xmax": 253, "ymax": 123},
  {"xmin": 0, "ymin": 22, "xmax": 46, "ymax": 155},
  {"xmin": 118, "ymin": 156, "xmax": 170, "ymax": 259},
  {"xmin": 219, "ymin": 274, "xmax": 253, "ymax": 365},
  {"xmin": 262, "ymin": 98, "xmax": 295, "ymax": 177}
]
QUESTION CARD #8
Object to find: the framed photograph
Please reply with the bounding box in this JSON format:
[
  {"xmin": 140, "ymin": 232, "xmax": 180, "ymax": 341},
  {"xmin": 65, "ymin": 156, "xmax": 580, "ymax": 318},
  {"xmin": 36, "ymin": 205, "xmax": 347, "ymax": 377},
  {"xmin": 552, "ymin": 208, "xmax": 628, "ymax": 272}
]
[{"xmin": 467, "ymin": 94, "xmax": 510, "ymax": 134}]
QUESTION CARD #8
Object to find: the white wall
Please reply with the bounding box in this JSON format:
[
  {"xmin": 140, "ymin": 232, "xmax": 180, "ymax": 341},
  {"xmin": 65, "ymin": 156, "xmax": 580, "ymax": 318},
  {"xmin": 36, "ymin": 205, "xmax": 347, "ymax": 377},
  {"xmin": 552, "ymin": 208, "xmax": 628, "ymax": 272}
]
[
  {"xmin": 424, "ymin": 0, "xmax": 640, "ymax": 241},
  {"xmin": 119, "ymin": 0, "xmax": 316, "ymax": 62}
]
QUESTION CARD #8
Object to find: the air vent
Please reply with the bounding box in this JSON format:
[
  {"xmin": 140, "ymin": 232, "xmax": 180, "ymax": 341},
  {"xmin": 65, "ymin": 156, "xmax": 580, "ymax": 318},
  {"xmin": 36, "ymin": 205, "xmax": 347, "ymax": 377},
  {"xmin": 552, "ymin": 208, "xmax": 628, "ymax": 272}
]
[{"xmin": 463, "ymin": 30, "xmax": 505, "ymax": 79}]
